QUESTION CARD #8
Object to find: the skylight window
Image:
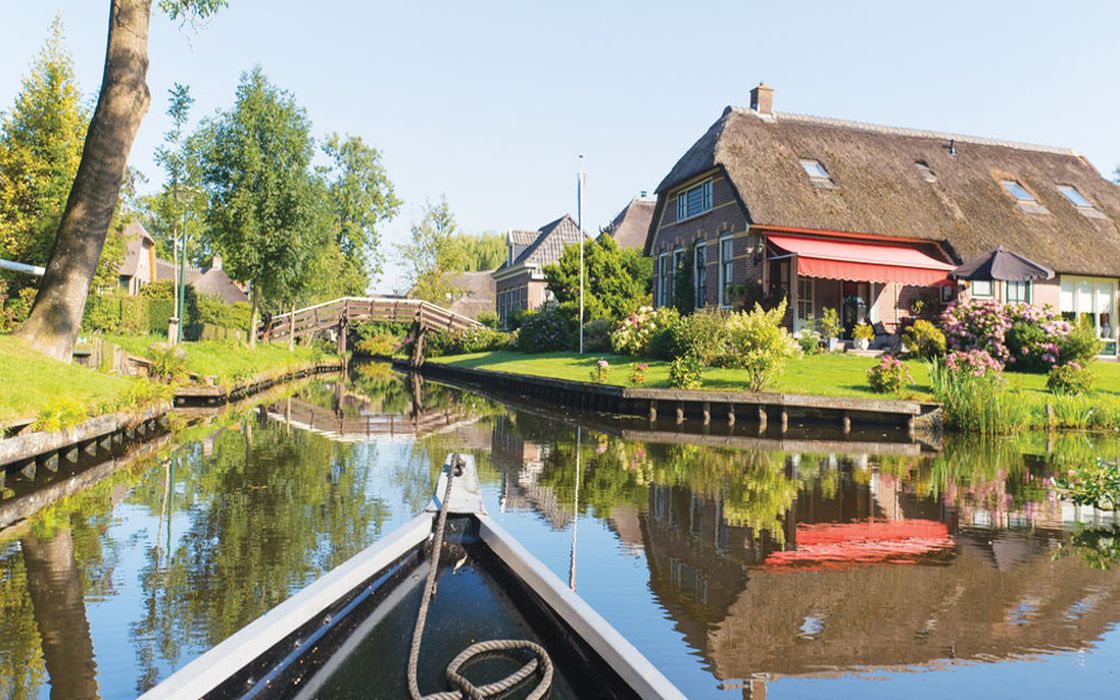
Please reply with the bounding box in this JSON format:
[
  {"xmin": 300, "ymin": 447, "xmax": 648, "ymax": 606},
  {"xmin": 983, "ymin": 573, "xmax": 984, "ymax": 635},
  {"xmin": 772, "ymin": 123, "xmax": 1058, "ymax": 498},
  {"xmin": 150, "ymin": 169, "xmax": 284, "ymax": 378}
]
[
  {"xmin": 1000, "ymin": 180, "xmax": 1035, "ymax": 202},
  {"xmin": 800, "ymin": 159, "xmax": 832, "ymax": 180},
  {"xmin": 1057, "ymin": 184, "xmax": 1093, "ymax": 208},
  {"xmin": 915, "ymin": 161, "xmax": 937, "ymax": 183}
]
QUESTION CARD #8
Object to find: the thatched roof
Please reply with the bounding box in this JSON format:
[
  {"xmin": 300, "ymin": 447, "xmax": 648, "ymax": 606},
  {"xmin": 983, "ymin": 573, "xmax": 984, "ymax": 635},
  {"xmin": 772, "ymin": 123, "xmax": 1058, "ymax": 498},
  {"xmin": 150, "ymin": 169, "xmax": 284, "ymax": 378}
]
[
  {"xmin": 118, "ymin": 220, "xmax": 154, "ymax": 277},
  {"xmin": 497, "ymin": 214, "xmax": 586, "ymax": 272},
  {"xmin": 193, "ymin": 267, "xmax": 248, "ymax": 304},
  {"xmin": 655, "ymin": 106, "xmax": 1120, "ymax": 276},
  {"xmin": 604, "ymin": 197, "xmax": 655, "ymax": 249}
]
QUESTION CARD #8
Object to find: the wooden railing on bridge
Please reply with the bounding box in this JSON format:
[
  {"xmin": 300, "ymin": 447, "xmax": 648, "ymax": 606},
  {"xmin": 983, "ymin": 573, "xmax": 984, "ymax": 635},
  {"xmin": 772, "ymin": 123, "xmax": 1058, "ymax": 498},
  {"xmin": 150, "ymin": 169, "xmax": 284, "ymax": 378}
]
[
  {"xmin": 264, "ymin": 396, "xmax": 472, "ymax": 442},
  {"xmin": 260, "ymin": 297, "xmax": 482, "ymax": 363}
]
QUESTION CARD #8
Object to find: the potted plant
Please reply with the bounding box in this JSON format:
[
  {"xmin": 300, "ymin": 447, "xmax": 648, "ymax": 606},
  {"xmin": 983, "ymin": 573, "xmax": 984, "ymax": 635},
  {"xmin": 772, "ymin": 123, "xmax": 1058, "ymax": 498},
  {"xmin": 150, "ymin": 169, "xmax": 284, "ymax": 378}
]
[
  {"xmin": 853, "ymin": 321, "xmax": 874, "ymax": 350},
  {"xmin": 820, "ymin": 307, "xmax": 842, "ymax": 352}
]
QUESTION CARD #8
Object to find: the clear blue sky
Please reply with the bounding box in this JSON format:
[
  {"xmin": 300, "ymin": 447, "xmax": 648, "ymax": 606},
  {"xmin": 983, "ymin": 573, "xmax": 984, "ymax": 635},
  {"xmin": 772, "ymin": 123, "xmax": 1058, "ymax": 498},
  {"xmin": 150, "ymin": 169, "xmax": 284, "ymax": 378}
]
[{"xmin": 2, "ymin": 1, "xmax": 1118, "ymax": 292}]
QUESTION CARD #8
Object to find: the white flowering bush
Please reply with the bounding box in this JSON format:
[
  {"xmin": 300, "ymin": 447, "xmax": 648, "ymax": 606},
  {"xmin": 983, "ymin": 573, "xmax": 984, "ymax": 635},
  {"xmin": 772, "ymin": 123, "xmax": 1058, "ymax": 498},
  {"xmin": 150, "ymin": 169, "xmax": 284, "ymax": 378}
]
[{"xmin": 610, "ymin": 306, "xmax": 680, "ymax": 356}]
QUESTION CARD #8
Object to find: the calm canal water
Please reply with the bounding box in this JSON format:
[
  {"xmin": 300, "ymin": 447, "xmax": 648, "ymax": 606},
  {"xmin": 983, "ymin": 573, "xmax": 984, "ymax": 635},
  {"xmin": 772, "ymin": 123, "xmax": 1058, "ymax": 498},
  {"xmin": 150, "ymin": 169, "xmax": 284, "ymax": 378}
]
[{"xmin": 1, "ymin": 362, "xmax": 1119, "ymax": 698}]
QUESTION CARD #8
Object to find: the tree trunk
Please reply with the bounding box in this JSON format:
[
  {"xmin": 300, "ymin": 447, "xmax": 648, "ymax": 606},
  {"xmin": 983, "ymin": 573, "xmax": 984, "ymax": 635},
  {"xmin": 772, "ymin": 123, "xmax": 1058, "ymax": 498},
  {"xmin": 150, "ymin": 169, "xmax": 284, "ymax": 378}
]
[
  {"xmin": 16, "ymin": 0, "xmax": 153, "ymax": 361},
  {"xmin": 248, "ymin": 287, "xmax": 259, "ymax": 349},
  {"xmin": 288, "ymin": 303, "xmax": 295, "ymax": 352}
]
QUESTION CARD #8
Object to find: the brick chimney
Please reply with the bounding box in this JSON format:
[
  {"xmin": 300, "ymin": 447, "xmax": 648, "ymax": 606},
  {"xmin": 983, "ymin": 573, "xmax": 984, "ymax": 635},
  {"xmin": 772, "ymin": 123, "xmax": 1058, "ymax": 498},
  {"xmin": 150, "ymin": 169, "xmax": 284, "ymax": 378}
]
[{"xmin": 750, "ymin": 82, "xmax": 773, "ymax": 115}]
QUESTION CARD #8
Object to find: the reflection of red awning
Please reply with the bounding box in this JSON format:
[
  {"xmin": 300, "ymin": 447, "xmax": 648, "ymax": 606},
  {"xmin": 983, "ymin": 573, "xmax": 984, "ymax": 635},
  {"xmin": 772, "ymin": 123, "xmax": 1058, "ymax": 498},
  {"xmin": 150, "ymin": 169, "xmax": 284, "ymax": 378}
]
[
  {"xmin": 768, "ymin": 234, "xmax": 955, "ymax": 286},
  {"xmin": 764, "ymin": 519, "xmax": 954, "ymax": 572}
]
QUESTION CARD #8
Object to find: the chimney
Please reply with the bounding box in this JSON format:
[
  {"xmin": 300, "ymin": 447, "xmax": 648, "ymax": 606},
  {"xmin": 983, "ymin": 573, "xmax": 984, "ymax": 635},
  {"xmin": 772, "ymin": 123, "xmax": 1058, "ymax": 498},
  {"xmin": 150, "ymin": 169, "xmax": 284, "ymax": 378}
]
[
  {"xmin": 212, "ymin": 254, "xmax": 222, "ymax": 271},
  {"xmin": 750, "ymin": 82, "xmax": 774, "ymax": 115}
]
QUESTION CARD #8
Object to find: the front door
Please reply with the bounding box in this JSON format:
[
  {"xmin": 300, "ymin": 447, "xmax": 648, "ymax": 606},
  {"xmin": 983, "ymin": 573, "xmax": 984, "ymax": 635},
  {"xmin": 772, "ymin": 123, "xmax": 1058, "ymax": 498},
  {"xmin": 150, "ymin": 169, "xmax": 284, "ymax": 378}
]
[{"xmin": 841, "ymin": 281, "xmax": 870, "ymax": 338}]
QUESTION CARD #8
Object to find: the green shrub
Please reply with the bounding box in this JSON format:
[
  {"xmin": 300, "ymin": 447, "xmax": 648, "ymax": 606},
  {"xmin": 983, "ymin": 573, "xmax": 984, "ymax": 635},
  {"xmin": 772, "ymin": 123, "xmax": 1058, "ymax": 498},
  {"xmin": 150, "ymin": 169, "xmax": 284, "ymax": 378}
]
[
  {"xmin": 797, "ymin": 329, "xmax": 822, "ymax": 355},
  {"xmin": 588, "ymin": 358, "xmax": 610, "ymax": 383},
  {"xmin": 1006, "ymin": 321, "xmax": 1049, "ymax": 372},
  {"xmin": 427, "ymin": 326, "xmax": 510, "ymax": 357},
  {"xmin": 668, "ymin": 352, "xmax": 703, "ymax": 389},
  {"xmin": 853, "ymin": 322, "xmax": 874, "ymax": 343},
  {"xmin": 928, "ymin": 357, "xmax": 1028, "ymax": 435},
  {"xmin": 356, "ymin": 333, "xmax": 401, "ymax": 357},
  {"xmin": 82, "ymin": 294, "xmax": 148, "ymax": 334},
  {"xmin": 649, "ymin": 326, "xmax": 678, "ymax": 361},
  {"xmin": 1060, "ymin": 319, "xmax": 1104, "ymax": 366},
  {"xmin": 672, "ymin": 308, "xmax": 733, "ymax": 366},
  {"xmin": 517, "ymin": 303, "xmax": 572, "ymax": 353},
  {"xmin": 628, "ymin": 362, "xmax": 649, "ymax": 386},
  {"xmin": 477, "ymin": 311, "xmax": 499, "ymax": 329},
  {"xmin": 582, "ymin": 319, "xmax": 612, "ymax": 353},
  {"xmin": 1054, "ymin": 458, "xmax": 1120, "ymax": 511},
  {"xmin": 1048, "ymin": 362, "xmax": 1093, "ymax": 395},
  {"xmin": 902, "ymin": 319, "xmax": 947, "ymax": 359},
  {"xmin": 819, "ymin": 307, "xmax": 842, "ymax": 340},
  {"xmin": 610, "ymin": 306, "xmax": 679, "ymax": 356},
  {"xmin": 192, "ymin": 295, "xmax": 252, "ymax": 337},
  {"xmin": 866, "ymin": 355, "xmax": 913, "ymax": 394},
  {"xmin": 723, "ymin": 300, "xmax": 800, "ymax": 391},
  {"xmin": 147, "ymin": 342, "xmax": 189, "ymax": 383},
  {"xmin": 31, "ymin": 398, "xmax": 88, "ymax": 432}
]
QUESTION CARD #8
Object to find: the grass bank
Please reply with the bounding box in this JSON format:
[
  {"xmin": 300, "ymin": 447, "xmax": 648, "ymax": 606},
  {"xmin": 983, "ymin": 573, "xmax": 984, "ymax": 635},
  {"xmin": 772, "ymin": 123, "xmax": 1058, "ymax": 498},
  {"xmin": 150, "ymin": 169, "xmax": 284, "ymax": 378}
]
[
  {"xmin": 432, "ymin": 350, "xmax": 1120, "ymax": 431},
  {"xmin": 101, "ymin": 334, "xmax": 335, "ymax": 386},
  {"xmin": 0, "ymin": 335, "xmax": 158, "ymax": 428}
]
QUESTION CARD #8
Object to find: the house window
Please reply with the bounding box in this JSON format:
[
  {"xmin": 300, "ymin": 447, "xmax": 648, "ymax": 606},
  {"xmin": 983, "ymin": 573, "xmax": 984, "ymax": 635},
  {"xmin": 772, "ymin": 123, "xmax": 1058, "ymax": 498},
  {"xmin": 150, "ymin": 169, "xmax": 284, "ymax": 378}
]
[
  {"xmin": 719, "ymin": 235, "xmax": 734, "ymax": 307},
  {"xmin": 1005, "ymin": 281, "xmax": 1031, "ymax": 304},
  {"xmin": 658, "ymin": 253, "xmax": 670, "ymax": 307},
  {"xmin": 1000, "ymin": 180, "xmax": 1035, "ymax": 202},
  {"xmin": 676, "ymin": 179, "xmax": 713, "ymax": 221},
  {"xmin": 971, "ymin": 279, "xmax": 993, "ymax": 298},
  {"xmin": 800, "ymin": 159, "xmax": 834, "ymax": 187},
  {"xmin": 1061, "ymin": 276, "xmax": 1117, "ymax": 344},
  {"xmin": 694, "ymin": 243, "xmax": 707, "ymax": 308},
  {"xmin": 797, "ymin": 278, "xmax": 814, "ymax": 322},
  {"xmin": 672, "ymin": 247, "xmax": 684, "ymax": 306},
  {"xmin": 1056, "ymin": 184, "xmax": 1092, "ymax": 208}
]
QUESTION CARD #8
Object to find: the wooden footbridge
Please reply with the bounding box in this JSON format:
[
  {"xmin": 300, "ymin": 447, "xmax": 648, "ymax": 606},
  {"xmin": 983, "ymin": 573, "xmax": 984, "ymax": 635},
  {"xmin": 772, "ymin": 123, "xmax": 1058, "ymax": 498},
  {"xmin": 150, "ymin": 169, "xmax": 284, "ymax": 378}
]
[{"xmin": 260, "ymin": 297, "xmax": 482, "ymax": 363}]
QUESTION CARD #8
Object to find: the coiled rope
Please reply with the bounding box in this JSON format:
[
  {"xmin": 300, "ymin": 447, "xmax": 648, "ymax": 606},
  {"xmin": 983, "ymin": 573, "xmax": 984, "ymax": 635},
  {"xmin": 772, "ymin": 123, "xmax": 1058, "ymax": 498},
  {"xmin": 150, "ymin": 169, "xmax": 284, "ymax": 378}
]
[{"xmin": 407, "ymin": 454, "xmax": 554, "ymax": 700}]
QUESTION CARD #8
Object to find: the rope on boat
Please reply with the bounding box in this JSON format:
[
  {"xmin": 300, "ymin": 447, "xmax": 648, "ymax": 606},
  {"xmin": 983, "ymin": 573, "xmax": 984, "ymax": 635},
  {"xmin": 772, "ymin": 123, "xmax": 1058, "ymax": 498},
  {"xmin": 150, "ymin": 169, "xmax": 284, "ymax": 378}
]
[{"xmin": 407, "ymin": 454, "xmax": 554, "ymax": 700}]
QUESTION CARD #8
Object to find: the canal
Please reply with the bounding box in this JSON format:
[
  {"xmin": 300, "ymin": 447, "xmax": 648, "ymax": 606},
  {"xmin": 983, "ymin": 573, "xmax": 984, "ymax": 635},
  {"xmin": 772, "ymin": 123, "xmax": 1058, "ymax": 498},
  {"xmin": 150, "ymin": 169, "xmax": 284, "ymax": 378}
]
[{"xmin": 1, "ymin": 362, "xmax": 1118, "ymax": 698}]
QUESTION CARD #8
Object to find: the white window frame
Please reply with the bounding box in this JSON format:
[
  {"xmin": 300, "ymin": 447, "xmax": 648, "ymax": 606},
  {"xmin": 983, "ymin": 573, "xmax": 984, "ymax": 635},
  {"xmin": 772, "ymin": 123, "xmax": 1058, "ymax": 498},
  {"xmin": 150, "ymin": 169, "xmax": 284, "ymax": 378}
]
[
  {"xmin": 676, "ymin": 179, "xmax": 713, "ymax": 222},
  {"xmin": 796, "ymin": 277, "xmax": 815, "ymax": 323},
  {"xmin": 971, "ymin": 279, "xmax": 993, "ymax": 298},
  {"xmin": 718, "ymin": 234, "xmax": 734, "ymax": 308},
  {"xmin": 1005, "ymin": 280, "xmax": 1031, "ymax": 304},
  {"xmin": 694, "ymin": 242, "xmax": 707, "ymax": 308}
]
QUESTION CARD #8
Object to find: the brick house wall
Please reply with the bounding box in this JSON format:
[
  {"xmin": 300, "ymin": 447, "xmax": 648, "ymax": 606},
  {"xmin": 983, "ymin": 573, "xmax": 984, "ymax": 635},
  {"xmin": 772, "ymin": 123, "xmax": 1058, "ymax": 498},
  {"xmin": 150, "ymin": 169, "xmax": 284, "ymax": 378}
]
[{"xmin": 495, "ymin": 270, "xmax": 551, "ymax": 327}]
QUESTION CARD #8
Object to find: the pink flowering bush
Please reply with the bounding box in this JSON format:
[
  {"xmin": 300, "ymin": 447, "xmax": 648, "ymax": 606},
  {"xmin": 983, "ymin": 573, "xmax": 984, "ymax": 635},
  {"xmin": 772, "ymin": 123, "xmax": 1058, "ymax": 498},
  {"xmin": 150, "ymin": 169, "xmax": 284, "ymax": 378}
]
[
  {"xmin": 866, "ymin": 355, "xmax": 913, "ymax": 394},
  {"xmin": 628, "ymin": 362, "xmax": 649, "ymax": 386},
  {"xmin": 610, "ymin": 306, "xmax": 680, "ymax": 356},
  {"xmin": 945, "ymin": 349, "xmax": 1004, "ymax": 378},
  {"xmin": 939, "ymin": 299, "xmax": 1070, "ymax": 369}
]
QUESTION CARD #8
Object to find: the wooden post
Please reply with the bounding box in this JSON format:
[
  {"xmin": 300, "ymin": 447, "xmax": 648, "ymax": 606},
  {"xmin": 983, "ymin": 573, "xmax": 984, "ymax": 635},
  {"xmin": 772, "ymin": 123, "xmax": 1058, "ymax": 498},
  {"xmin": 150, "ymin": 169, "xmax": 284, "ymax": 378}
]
[
  {"xmin": 780, "ymin": 409, "xmax": 788, "ymax": 434},
  {"xmin": 727, "ymin": 404, "xmax": 736, "ymax": 426},
  {"xmin": 649, "ymin": 400, "xmax": 657, "ymax": 422},
  {"xmin": 412, "ymin": 325, "xmax": 426, "ymax": 367},
  {"xmin": 38, "ymin": 452, "xmax": 59, "ymax": 472},
  {"xmin": 81, "ymin": 440, "xmax": 97, "ymax": 457},
  {"xmin": 702, "ymin": 401, "xmax": 711, "ymax": 425},
  {"xmin": 20, "ymin": 461, "xmax": 36, "ymax": 480},
  {"xmin": 337, "ymin": 315, "xmax": 348, "ymax": 356},
  {"xmin": 676, "ymin": 404, "xmax": 685, "ymax": 424},
  {"xmin": 757, "ymin": 406, "xmax": 768, "ymax": 433},
  {"xmin": 841, "ymin": 411, "xmax": 851, "ymax": 434},
  {"xmin": 907, "ymin": 415, "xmax": 916, "ymax": 438}
]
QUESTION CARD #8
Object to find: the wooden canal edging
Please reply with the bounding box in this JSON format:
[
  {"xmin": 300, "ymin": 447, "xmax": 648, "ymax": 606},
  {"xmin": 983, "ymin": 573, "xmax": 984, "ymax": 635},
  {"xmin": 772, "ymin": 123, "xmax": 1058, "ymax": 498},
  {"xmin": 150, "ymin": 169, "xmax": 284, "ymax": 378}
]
[
  {"xmin": 173, "ymin": 361, "xmax": 343, "ymax": 407},
  {"xmin": 408, "ymin": 361, "xmax": 941, "ymax": 436}
]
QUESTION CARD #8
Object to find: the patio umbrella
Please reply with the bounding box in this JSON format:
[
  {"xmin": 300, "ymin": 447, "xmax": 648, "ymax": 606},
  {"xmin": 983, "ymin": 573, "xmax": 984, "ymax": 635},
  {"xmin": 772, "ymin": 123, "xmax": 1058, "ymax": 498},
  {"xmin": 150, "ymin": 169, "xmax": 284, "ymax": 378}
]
[{"xmin": 949, "ymin": 246, "xmax": 1054, "ymax": 281}]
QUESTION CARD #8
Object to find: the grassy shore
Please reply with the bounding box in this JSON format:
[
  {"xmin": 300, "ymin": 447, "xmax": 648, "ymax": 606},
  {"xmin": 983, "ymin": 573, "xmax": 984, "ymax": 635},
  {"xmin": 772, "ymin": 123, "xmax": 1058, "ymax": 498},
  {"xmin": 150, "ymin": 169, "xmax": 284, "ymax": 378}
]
[
  {"xmin": 0, "ymin": 335, "xmax": 148, "ymax": 427},
  {"xmin": 432, "ymin": 350, "xmax": 1120, "ymax": 430},
  {"xmin": 102, "ymin": 334, "xmax": 333, "ymax": 385}
]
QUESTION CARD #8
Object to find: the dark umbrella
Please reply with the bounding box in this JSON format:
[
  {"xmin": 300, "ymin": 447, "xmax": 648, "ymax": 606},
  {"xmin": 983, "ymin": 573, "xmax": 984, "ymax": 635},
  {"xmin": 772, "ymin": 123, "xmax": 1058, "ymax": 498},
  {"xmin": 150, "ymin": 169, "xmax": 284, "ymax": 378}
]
[{"xmin": 949, "ymin": 246, "xmax": 1054, "ymax": 281}]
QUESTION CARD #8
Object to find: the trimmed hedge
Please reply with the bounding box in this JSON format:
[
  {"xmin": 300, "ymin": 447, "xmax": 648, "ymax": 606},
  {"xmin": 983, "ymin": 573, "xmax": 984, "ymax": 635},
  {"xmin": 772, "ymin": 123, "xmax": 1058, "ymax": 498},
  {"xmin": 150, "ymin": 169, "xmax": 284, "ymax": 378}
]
[{"xmin": 82, "ymin": 287, "xmax": 248, "ymax": 339}]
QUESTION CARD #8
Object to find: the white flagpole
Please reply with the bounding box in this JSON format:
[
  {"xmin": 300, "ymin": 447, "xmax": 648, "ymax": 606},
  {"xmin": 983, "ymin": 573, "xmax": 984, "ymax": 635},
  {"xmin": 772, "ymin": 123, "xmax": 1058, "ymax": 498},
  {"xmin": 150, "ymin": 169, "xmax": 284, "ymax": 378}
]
[{"xmin": 578, "ymin": 155, "xmax": 585, "ymax": 355}]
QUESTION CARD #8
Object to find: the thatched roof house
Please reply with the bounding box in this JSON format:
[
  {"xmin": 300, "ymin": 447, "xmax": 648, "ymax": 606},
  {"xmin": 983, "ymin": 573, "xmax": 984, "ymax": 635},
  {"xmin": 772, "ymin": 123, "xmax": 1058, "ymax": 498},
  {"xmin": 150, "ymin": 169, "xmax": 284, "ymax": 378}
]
[
  {"xmin": 117, "ymin": 221, "xmax": 156, "ymax": 295},
  {"xmin": 647, "ymin": 83, "xmax": 1120, "ymax": 353},
  {"xmin": 493, "ymin": 214, "xmax": 586, "ymax": 327},
  {"xmin": 603, "ymin": 195, "xmax": 656, "ymax": 250},
  {"xmin": 155, "ymin": 254, "xmax": 248, "ymax": 304}
]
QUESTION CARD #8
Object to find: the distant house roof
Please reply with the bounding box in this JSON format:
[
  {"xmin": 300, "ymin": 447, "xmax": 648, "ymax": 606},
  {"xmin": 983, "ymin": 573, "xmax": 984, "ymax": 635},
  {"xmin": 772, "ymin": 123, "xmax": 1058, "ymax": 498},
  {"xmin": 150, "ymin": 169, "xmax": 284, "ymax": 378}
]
[
  {"xmin": 604, "ymin": 196, "xmax": 655, "ymax": 249},
  {"xmin": 652, "ymin": 105, "xmax": 1120, "ymax": 276},
  {"xmin": 444, "ymin": 270, "xmax": 496, "ymax": 319},
  {"xmin": 118, "ymin": 220, "xmax": 154, "ymax": 277},
  {"xmin": 193, "ymin": 268, "xmax": 248, "ymax": 304},
  {"xmin": 155, "ymin": 258, "xmax": 202, "ymax": 284},
  {"xmin": 497, "ymin": 214, "xmax": 586, "ymax": 274}
]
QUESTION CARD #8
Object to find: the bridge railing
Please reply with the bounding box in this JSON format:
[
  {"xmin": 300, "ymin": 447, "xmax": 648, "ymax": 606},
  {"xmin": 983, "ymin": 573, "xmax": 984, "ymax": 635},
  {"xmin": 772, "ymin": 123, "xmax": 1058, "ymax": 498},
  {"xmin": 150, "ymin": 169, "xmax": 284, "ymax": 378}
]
[{"xmin": 261, "ymin": 296, "xmax": 481, "ymax": 341}]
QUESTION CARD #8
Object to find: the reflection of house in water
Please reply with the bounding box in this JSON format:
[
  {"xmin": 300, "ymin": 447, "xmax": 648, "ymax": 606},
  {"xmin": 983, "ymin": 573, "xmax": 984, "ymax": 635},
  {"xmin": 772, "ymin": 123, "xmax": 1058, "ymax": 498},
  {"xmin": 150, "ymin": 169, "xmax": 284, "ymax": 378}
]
[
  {"xmin": 490, "ymin": 415, "xmax": 573, "ymax": 529},
  {"xmin": 614, "ymin": 452, "xmax": 1120, "ymax": 685}
]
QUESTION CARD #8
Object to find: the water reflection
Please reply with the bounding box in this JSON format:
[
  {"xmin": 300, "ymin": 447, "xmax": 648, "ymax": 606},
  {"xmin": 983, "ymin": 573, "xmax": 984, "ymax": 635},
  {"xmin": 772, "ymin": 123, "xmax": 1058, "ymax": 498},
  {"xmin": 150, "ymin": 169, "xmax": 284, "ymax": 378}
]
[{"xmin": 0, "ymin": 364, "xmax": 1117, "ymax": 698}]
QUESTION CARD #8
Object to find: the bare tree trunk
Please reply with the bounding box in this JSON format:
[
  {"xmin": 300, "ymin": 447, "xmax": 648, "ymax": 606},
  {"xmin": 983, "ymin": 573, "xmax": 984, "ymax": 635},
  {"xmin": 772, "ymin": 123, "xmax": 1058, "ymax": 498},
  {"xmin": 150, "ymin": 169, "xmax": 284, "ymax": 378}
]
[
  {"xmin": 16, "ymin": 0, "xmax": 153, "ymax": 361},
  {"xmin": 248, "ymin": 287, "xmax": 259, "ymax": 349}
]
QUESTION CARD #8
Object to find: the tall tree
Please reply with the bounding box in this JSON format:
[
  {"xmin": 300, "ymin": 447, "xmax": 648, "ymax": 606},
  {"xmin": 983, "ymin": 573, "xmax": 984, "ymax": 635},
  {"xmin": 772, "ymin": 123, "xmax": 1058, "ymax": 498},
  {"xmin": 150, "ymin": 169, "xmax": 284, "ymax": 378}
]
[
  {"xmin": 199, "ymin": 67, "xmax": 327, "ymax": 347},
  {"xmin": 544, "ymin": 234, "xmax": 651, "ymax": 325},
  {"xmin": 0, "ymin": 14, "xmax": 89, "ymax": 271},
  {"xmin": 399, "ymin": 196, "xmax": 464, "ymax": 303},
  {"xmin": 443, "ymin": 231, "xmax": 507, "ymax": 272},
  {"xmin": 16, "ymin": 0, "xmax": 227, "ymax": 362},
  {"xmin": 318, "ymin": 133, "xmax": 400, "ymax": 294}
]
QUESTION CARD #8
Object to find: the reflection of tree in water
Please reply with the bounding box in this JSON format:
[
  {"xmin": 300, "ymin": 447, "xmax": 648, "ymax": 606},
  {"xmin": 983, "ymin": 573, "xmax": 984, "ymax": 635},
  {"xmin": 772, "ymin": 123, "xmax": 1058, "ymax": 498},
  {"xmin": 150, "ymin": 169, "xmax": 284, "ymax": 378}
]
[
  {"xmin": 0, "ymin": 549, "xmax": 46, "ymax": 699},
  {"xmin": 129, "ymin": 418, "xmax": 391, "ymax": 694}
]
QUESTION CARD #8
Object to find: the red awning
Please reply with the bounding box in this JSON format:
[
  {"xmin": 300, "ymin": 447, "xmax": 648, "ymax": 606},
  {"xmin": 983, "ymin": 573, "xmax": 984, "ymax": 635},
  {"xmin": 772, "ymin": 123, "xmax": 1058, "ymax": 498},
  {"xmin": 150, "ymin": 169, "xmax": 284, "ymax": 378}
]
[{"xmin": 768, "ymin": 234, "xmax": 955, "ymax": 286}]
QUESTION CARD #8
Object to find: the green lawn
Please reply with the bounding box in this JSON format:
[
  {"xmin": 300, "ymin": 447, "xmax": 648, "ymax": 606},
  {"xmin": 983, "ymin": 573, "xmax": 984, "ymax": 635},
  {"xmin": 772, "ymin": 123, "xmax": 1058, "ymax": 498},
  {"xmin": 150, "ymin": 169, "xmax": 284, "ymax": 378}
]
[
  {"xmin": 101, "ymin": 334, "xmax": 333, "ymax": 385},
  {"xmin": 432, "ymin": 350, "xmax": 1120, "ymax": 405},
  {"xmin": 0, "ymin": 335, "xmax": 141, "ymax": 426}
]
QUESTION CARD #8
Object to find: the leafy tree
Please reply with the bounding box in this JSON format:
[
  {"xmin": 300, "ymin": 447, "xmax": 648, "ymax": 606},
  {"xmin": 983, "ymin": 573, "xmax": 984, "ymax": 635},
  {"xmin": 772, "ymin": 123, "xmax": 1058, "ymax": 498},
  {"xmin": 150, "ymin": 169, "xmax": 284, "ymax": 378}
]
[
  {"xmin": 443, "ymin": 232, "xmax": 507, "ymax": 272},
  {"xmin": 673, "ymin": 245, "xmax": 695, "ymax": 315},
  {"xmin": 17, "ymin": 0, "xmax": 228, "ymax": 361},
  {"xmin": 151, "ymin": 84, "xmax": 205, "ymax": 295},
  {"xmin": 199, "ymin": 67, "xmax": 328, "ymax": 347},
  {"xmin": 0, "ymin": 15, "xmax": 89, "ymax": 272},
  {"xmin": 543, "ymin": 233, "xmax": 650, "ymax": 325},
  {"xmin": 318, "ymin": 133, "xmax": 400, "ymax": 293},
  {"xmin": 399, "ymin": 196, "xmax": 464, "ymax": 303}
]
